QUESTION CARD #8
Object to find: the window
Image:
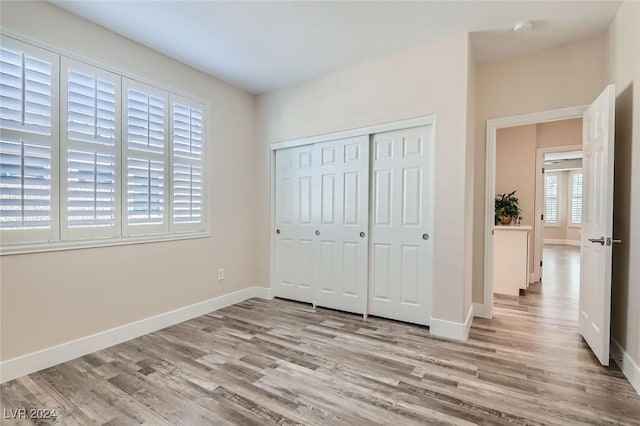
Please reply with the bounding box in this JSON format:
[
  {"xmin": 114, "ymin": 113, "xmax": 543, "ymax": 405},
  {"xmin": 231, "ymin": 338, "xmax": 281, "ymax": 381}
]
[
  {"xmin": 545, "ymin": 173, "xmax": 559, "ymax": 226},
  {"xmin": 0, "ymin": 37, "xmax": 59, "ymax": 245},
  {"xmin": 123, "ymin": 79, "xmax": 168, "ymax": 236},
  {"xmin": 570, "ymin": 171, "xmax": 583, "ymax": 225},
  {"xmin": 0, "ymin": 35, "xmax": 208, "ymax": 254}
]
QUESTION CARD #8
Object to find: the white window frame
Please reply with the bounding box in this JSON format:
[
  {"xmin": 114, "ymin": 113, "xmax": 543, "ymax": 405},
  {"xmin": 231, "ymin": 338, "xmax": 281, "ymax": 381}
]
[
  {"xmin": 0, "ymin": 33, "xmax": 211, "ymax": 255},
  {"xmin": 0, "ymin": 35, "xmax": 60, "ymax": 245},
  {"xmin": 569, "ymin": 170, "xmax": 583, "ymax": 228},
  {"xmin": 544, "ymin": 172, "xmax": 560, "ymax": 227}
]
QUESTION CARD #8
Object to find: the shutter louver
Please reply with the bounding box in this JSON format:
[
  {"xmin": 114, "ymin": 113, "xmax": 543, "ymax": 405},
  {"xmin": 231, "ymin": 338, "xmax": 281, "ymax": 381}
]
[
  {"xmin": 67, "ymin": 69, "xmax": 116, "ymax": 145},
  {"xmin": 67, "ymin": 150, "xmax": 116, "ymax": 227},
  {"xmin": 0, "ymin": 140, "xmax": 51, "ymax": 229},
  {"xmin": 172, "ymin": 163, "xmax": 202, "ymax": 223},
  {"xmin": 1, "ymin": 47, "xmax": 53, "ymax": 135},
  {"xmin": 173, "ymin": 103, "xmax": 202, "ymax": 160},
  {"xmin": 127, "ymin": 88, "xmax": 164, "ymax": 153},
  {"xmin": 545, "ymin": 174, "xmax": 558, "ymax": 224},
  {"xmin": 127, "ymin": 158, "xmax": 164, "ymax": 225},
  {"xmin": 571, "ymin": 172, "xmax": 583, "ymax": 225}
]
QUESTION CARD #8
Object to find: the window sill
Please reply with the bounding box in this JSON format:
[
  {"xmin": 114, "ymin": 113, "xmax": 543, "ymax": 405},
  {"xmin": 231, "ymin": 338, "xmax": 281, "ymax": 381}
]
[
  {"xmin": 543, "ymin": 224, "xmax": 561, "ymax": 228},
  {"xmin": 0, "ymin": 232, "xmax": 210, "ymax": 256}
]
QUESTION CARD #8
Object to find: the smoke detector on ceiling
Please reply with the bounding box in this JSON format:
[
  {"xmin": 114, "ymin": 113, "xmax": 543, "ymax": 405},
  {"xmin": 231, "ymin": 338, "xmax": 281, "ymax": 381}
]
[{"xmin": 513, "ymin": 21, "xmax": 533, "ymax": 34}]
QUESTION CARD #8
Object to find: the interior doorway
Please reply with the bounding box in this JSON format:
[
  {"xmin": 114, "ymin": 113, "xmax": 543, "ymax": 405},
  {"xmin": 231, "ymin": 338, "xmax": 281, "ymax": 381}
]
[
  {"xmin": 485, "ymin": 109, "xmax": 586, "ymax": 322},
  {"xmin": 491, "ymin": 122, "xmax": 584, "ymax": 335}
]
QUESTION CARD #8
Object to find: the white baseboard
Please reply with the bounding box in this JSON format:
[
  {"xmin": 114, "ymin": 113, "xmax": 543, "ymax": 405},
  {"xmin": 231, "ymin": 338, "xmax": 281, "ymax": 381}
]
[
  {"xmin": 0, "ymin": 285, "xmax": 272, "ymax": 384},
  {"xmin": 611, "ymin": 338, "xmax": 640, "ymax": 396},
  {"xmin": 430, "ymin": 304, "xmax": 474, "ymax": 341},
  {"xmin": 252, "ymin": 286, "xmax": 273, "ymax": 300},
  {"xmin": 544, "ymin": 238, "xmax": 580, "ymax": 247}
]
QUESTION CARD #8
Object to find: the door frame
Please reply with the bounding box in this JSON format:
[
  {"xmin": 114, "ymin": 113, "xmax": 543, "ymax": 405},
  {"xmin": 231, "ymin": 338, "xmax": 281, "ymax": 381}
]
[
  {"xmin": 269, "ymin": 115, "xmax": 435, "ymax": 303},
  {"xmin": 483, "ymin": 106, "xmax": 586, "ymax": 319}
]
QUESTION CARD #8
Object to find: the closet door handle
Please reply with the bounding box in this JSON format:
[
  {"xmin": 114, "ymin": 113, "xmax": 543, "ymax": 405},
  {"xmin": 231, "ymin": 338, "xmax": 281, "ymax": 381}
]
[
  {"xmin": 276, "ymin": 229, "xmax": 280, "ymax": 235},
  {"xmin": 360, "ymin": 232, "xmax": 366, "ymax": 238},
  {"xmin": 315, "ymin": 230, "xmax": 320, "ymax": 236},
  {"xmin": 422, "ymin": 233, "xmax": 430, "ymax": 240}
]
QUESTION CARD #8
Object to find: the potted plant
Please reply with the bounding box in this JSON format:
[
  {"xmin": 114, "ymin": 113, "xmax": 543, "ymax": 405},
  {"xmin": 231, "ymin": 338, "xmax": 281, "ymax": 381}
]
[{"xmin": 495, "ymin": 190, "xmax": 522, "ymax": 225}]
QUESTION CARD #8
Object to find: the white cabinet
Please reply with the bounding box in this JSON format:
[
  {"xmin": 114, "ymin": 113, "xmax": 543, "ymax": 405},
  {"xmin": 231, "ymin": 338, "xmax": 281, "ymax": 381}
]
[{"xmin": 493, "ymin": 226, "xmax": 531, "ymax": 297}]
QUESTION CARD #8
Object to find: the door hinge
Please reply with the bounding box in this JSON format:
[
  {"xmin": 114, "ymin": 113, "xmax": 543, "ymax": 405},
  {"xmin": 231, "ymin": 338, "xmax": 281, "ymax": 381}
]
[
  {"xmin": 542, "ymin": 167, "xmax": 545, "ymax": 174},
  {"xmin": 541, "ymin": 214, "xmax": 544, "ymax": 221},
  {"xmin": 540, "ymin": 260, "xmax": 543, "ymax": 267}
]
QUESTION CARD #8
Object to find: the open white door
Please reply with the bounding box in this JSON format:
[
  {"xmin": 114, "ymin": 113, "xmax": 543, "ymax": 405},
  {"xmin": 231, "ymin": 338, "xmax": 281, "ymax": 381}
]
[{"xmin": 579, "ymin": 84, "xmax": 616, "ymax": 366}]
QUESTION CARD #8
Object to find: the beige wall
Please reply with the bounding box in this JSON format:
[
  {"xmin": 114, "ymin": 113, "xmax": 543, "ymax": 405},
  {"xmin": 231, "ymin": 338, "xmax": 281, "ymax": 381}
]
[
  {"xmin": 256, "ymin": 34, "xmax": 473, "ymax": 324},
  {"xmin": 474, "ymin": 36, "xmax": 608, "ymax": 302},
  {"xmin": 0, "ymin": 2, "xmax": 257, "ymax": 361},
  {"xmin": 495, "ymin": 125, "xmax": 537, "ymax": 270},
  {"xmin": 607, "ymin": 0, "xmax": 640, "ymax": 374}
]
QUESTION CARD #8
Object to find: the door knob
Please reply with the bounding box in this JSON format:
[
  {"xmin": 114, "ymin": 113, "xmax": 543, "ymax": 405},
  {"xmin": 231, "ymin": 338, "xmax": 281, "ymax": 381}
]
[
  {"xmin": 276, "ymin": 229, "xmax": 280, "ymax": 235},
  {"xmin": 422, "ymin": 233, "xmax": 430, "ymax": 240},
  {"xmin": 588, "ymin": 237, "xmax": 605, "ymax": 245},
  {"xmin": 315, "ymin": 230, "xmax": 320, "ymax": 236},
  {"xmin": 360, "ymin": 232, "xmax": 366, "ymax": 238}
]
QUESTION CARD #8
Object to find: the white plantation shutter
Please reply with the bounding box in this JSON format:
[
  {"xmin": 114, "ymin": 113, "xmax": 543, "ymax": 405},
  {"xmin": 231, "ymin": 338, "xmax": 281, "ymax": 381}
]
[
  {"xmin": 570, "ymin": 171, "xmax": 583, "ymax": 225},
  {"xmin": 0, "ymin": 36, "xmax": 59, "ymax": 245},
  {"xmin": 545, "ymin": 173, "xmax": 559, "ymax": 225},
  {"xmin": 171, "ymin": 96, "xmax": 205, "ymax": 232},
  {"xmin": 61, "ymin": 58, "xmax": 120, "ymax": 239},
  {"xmin": 123, "ymin": 79, "xmax": 168, "ymax": 235},
  {"xmin": 1, "ymin": 34, "xmax": 210, "ymax": 253}
]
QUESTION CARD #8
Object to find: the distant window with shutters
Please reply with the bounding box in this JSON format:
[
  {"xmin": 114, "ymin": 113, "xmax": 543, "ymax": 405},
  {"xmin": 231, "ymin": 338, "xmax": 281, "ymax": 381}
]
[
  {"xmin": 0, "ymin": 36, "xmax": 59, "ymax": 245},
  {"xmin": 545, "ymin": 173, "xmax": 559, "ymax": 226},
  {"xmin": 0, "ymin": 35, "xmax": 208, "ymax": 254},
  {"xmin": 570, "ymin": 171, "xmax": 583, "ymax": 226}
]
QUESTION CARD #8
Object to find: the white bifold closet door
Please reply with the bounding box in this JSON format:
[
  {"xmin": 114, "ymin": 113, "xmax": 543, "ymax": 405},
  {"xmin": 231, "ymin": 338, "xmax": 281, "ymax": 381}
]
[
  {"xmin": 369, "ymin": 126, "xmax": 434, "ymax": 325},
  {"xmin": 274, "ymin": 136, "xmax": 369, "ymax": 314}
]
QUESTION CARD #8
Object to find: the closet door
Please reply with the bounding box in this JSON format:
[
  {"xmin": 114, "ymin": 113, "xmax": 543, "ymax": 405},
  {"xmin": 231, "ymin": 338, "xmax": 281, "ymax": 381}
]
[
  {"xmin": 369, "ymin": 125, "xmax": 434, "ymax": 325},
  {"xmin": 314, "ymin": 136, "xmax": 369, "ymax": 314},
  {"xmin": 273, "ymin": 145, "xmax": 316, "ymax": 302}
]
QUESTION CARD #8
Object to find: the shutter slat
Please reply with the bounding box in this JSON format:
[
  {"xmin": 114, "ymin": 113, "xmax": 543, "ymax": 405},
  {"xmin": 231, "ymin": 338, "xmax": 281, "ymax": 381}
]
[{"xmin": 0, "ymin": 139, "xmax": 52, "ymax": 229}]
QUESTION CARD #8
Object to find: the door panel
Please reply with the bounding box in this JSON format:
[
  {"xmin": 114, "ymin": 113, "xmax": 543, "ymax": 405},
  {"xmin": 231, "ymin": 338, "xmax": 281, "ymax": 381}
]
[
  {"xmin": 274, "ymin": 146, "xmax": 315, "ymax": 302},
  {"xmin": 579, "ymin": 84, "xmax": 616, "ymax": 365},
  {"xmin": 369, "ymin": 125, "xmax": 434, "ymax": 325},
  {"xmin": 314, "ymin": 136, "xmax": 370, "ymax": 314}
]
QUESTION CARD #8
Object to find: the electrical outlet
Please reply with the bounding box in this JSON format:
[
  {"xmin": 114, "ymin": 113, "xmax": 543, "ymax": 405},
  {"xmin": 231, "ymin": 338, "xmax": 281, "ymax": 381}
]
[{"xmin": 217, "ymin": 269, "xmax": 225, "ymax": 281}]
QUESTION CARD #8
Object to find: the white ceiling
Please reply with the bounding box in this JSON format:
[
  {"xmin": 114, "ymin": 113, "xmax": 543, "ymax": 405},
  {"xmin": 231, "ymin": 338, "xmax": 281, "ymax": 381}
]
[{"xmin": 50, "ymin": 1, "xmax": 621, "ymax": 94}]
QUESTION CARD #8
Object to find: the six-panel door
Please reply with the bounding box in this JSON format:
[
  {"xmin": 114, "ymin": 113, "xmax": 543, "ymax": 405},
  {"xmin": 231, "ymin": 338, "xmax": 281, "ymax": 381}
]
[
  {"xmin": 274, "ymin": 145, "xmax": 316, "ymax": 303},
  {"xmin": 369, "ymin": 126, "xmax": 434, "ymax": 325},
  {"xmin": 314, "ymin": 136, "xmax": 369, "ymax": 314}
]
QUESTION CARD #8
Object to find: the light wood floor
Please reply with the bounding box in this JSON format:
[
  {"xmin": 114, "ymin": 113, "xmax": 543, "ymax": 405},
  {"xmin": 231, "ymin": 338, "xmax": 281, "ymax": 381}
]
[{"xmin": 2, "ymin": 245, "xmax": 639, "ymax": 425}]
